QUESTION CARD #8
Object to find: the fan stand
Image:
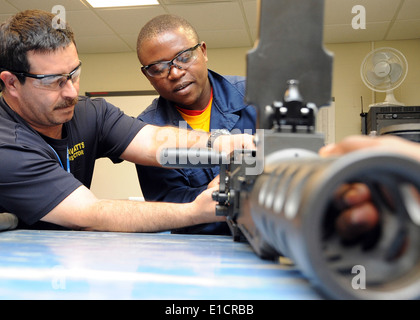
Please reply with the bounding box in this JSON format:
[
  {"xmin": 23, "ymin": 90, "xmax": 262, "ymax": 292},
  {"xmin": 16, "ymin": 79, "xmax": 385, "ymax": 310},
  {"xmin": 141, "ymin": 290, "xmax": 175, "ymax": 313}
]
[{"xmin": 371, "ymin": 89, "xmax": 405, "ymax": 107}]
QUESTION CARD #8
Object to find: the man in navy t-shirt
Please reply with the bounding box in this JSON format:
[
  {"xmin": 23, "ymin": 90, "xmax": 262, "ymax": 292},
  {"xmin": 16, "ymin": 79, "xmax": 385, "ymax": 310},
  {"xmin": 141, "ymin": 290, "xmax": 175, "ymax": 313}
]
[{"xmin": 0, "ymin": 10, "xmax": 254, "ymax": 232}]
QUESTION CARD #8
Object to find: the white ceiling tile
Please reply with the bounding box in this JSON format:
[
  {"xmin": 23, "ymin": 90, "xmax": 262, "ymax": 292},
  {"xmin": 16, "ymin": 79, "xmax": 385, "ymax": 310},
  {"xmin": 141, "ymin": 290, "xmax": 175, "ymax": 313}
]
[
  {"xmin": 0, "ymin": 0, "xmax": 19, "ymax": 13},
  {"xmin": 386, "ymin": 20, "xmax": 420, "ymax": 40},
  {"xmin": 95, "ymin": 6, "xmax": 166, "ymax": 34},
  {"xmin": 199, "ymin": 29, "xmax": 251, "ymax": 48},
  {"xmin": 160, "ymin": 0, "xmax": 231, "ymax": 4},
  {"xmin": 324, "ymin": 0, "xmax": 403, "ymax": 24},
  {"xmin": 249, "ymin": 29, "xmax": 257, "ymax": 43},
  {"xmin": 166, "ymin": 2, "xmax": 246, "ymax": 31},
  {"xmin": 76, "ymin": 35, "xmax": 132, "ymax": 54},
  {"xmin": 396, "ymin": 0, "xmax": 420, "ymax": 20},
  {"xmin": 324, "ymin": 22, "xmax": 390, "ymax": 44},
  {"xmin": 1, "ymin": 0, "xmax": 419, "ymax": 54},
  {"xmin": 119, "ymin": 34, "xmax": 139, "ymax": 51},
  {"xmin": 67, "ymin": 10, "xmax": 115, "ymax": 37},
  {"xmin": 6, "ymin": 0, "xmax": 89, "ymax": 11},
  {"xmin": 242, "ymin": 0, "xmax": 257, "ymax": 29}
]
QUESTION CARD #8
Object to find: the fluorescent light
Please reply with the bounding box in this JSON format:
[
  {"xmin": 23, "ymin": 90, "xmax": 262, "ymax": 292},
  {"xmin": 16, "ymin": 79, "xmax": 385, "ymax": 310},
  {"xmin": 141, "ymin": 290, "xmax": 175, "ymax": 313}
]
[{"xmin": 86, "ymin": 0, "xmax": 159, "ymax": 8}]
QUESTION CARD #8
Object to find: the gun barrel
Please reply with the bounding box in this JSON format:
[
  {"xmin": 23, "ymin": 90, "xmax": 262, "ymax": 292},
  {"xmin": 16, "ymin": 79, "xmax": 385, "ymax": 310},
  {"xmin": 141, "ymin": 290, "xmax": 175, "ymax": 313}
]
[{"xmin": 244, "ymin": 151, "xmax": 420, "ymax": 299}]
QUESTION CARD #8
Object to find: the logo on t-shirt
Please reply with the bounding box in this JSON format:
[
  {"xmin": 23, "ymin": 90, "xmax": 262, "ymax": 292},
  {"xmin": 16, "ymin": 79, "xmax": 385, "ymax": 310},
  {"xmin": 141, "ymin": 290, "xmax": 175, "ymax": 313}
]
[{"xmin": 68, "ymin": 142, "xmax": 85, "ymax": 161}]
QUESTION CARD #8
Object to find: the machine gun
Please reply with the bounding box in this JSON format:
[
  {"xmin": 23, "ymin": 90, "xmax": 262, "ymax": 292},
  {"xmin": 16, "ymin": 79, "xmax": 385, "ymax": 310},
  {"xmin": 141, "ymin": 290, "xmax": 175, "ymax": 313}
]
[{"xmin": 161, "ymin": 0, "xmax": 420, "ymax": 299}]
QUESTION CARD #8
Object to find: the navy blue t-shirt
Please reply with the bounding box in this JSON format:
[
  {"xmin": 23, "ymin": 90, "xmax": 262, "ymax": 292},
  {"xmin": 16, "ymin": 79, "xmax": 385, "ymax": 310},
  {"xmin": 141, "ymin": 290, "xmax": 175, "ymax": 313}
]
[{"xmin": 0, "ymin": 96, "xmax": 145, "ymax": 228}]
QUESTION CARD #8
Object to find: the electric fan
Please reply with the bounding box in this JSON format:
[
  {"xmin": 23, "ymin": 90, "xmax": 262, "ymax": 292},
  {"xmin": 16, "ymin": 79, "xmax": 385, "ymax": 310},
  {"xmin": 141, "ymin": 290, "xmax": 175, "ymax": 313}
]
[{"xmin": 361, "ymin": 47, "xmax": 408, "ymax": 106}]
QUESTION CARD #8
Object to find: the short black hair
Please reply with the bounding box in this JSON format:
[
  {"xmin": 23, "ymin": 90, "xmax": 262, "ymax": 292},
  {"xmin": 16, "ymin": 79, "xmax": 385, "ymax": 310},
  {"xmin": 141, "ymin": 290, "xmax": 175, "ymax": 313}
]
[
  {"xmin": 0, "ymin": 9, "xmax": 76, "ymax": 91},
  {"xmin": 136, "ymin": 14, "xmax": 199, "ymax": 62}
]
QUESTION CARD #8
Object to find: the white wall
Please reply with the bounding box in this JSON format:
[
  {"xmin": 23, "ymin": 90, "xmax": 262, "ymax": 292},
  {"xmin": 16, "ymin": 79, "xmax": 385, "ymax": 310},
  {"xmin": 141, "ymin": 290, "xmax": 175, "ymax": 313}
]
[
  {"xmin": 88, "ymin": 95, "xmax": 157, "ymax": 200},
  {"xmin": 326, "ymin": 39, "xmax": 420, "ymax": 141}
]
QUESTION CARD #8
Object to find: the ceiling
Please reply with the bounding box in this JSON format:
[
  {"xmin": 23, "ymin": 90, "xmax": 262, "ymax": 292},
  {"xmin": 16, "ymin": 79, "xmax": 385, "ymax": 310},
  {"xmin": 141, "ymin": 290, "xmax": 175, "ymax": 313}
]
[{"xmin": 0, "ymin": 0, "xmax": 419, "ymax": 54}]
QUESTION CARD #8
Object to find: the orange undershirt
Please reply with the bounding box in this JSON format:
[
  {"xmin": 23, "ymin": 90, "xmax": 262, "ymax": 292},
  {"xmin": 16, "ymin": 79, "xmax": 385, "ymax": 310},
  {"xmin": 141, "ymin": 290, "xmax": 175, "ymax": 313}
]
[{"xmin": 176, "ymin": 89, "xmax": 213, "ymax": 132}]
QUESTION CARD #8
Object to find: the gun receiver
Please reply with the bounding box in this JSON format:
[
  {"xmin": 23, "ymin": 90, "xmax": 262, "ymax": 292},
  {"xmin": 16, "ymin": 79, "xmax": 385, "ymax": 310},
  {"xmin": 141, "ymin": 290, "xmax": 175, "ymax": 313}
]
[{"xmin": 160, "ymin": 0, "xmax": 420, "ymax": 299}]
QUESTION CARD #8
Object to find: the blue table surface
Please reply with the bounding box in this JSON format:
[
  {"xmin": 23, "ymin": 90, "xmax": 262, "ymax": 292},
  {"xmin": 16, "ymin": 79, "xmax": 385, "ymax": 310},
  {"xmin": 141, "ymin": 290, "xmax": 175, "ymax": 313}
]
[{"xmin": 0, "ymin": 230, "xmax": 322, "ymax": 300}]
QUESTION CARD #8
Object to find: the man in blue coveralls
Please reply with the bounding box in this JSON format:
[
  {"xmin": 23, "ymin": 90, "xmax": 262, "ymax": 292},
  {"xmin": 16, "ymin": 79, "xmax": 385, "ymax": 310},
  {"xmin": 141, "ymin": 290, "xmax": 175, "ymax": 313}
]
[{"xmin": 135, "ymin": 15, "xmax": 257, "ymax": 235}]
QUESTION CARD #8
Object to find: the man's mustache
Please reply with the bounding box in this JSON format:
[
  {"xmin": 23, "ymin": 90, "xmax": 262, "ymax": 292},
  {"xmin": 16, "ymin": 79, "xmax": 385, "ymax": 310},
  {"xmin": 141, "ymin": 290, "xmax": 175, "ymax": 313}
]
[{"xmin": 56, "ymin": 97, "xmax": 78, "ymax": 109}]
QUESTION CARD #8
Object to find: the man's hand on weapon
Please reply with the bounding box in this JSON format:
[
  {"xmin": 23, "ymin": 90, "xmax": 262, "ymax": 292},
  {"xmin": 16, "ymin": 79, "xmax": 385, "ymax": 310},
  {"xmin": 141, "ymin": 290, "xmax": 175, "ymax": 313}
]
[
  {"xmin": 320, "ymin": 134, "xmax": 420, "ymax": 241},
  {"xmin": 212, "ymin": 133, "xmax": 256, "ymax": 154},
  {"xmin": 331, "ymin": 183, "xmax": 379, "ymax": 241}
]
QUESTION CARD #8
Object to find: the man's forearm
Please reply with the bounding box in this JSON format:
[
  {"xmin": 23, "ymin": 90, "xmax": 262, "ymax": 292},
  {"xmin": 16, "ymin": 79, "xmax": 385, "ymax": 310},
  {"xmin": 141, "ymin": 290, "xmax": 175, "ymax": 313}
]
[
  {"xmin": 42, "ymin": 185, "xmax": 222, "ymax": 233},
  {"xmin": 80, "ymin": 199, "xmax": 199, "ymax": 233},
  {"xmin": 121, "ymin": 124, "xmax": 210, "ymax": 167}
]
